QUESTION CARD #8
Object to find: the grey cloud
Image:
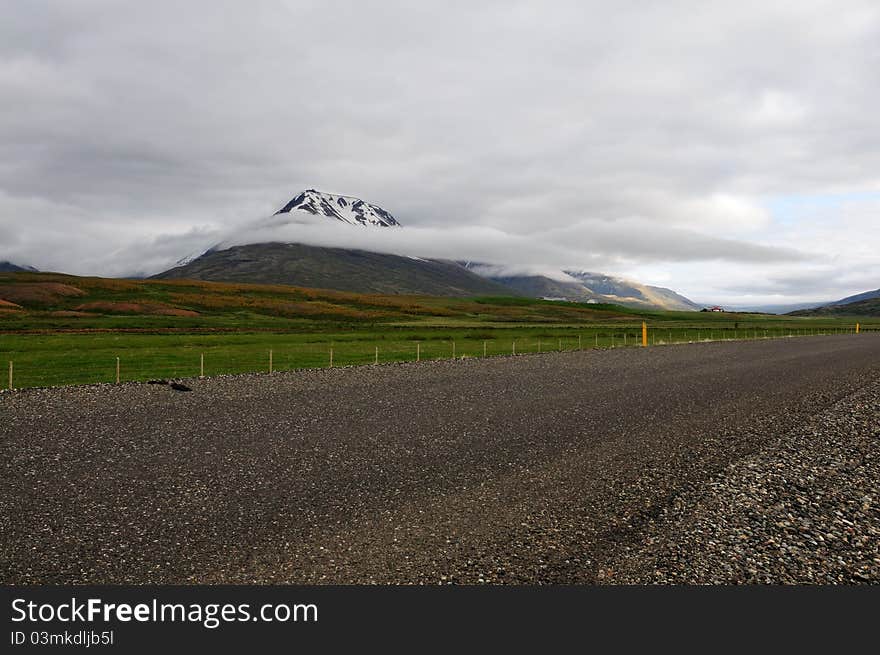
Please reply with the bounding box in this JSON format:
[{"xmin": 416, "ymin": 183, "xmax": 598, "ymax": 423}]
[{"xmin": 1, "ymin": 1, "xmax": 878, "ymax": 302}]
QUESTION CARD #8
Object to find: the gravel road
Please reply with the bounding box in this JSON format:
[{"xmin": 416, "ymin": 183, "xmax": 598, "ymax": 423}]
[{"xmin": 2, "ymin": 334, "xmax": 878, "ymax": 584}]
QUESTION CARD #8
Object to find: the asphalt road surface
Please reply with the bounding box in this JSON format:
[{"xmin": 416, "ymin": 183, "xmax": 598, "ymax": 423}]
[{"xmin": 2, "ymin": 334, "xmax": 878, "ymax": 584}]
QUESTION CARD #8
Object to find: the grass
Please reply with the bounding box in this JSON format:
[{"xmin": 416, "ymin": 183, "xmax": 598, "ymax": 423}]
[
  {"xmin": 2, "ymin": 324, "xmax": 873, "ymax": 390},
  {"xmin": 1, "ymin": 272, "xmax": 877, "ymax": 389}
]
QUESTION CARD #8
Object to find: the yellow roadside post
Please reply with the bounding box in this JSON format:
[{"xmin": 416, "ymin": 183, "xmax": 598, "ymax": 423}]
[
  {"xmin": 642, "ymin": 321, "xmax": 648, "ymax": 347},
  {"xmin": 856, "ymin": 322, "xmax": 860, "ymax": 334}
]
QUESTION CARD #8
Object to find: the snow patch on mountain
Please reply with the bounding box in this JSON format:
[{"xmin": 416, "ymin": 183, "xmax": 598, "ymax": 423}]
[
  {"xmin": 173, "ymin": 252, "xmax": 204, "ymax": 267},
  {"xmin": 275, "ymin": 189, "xmax": 401, "ymax": 227}
]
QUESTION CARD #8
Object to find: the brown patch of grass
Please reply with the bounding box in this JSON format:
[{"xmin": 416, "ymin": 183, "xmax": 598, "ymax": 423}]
[
  {"xmin": 151, "ymin": 278, "xmax": 447, "ymax": 312},
  {"xmin": 48, "ymin": 310, "xmax": 95, "ymax": 317},
  {"xmin": 166, "ymin": 292, "xmax": 391, "ymax": 320},
  {"xmin": 73, "ymin": 302, "xmax": 200, "ymax": 317},
  {"xmin": 0, "ymin": 283, "xmax": 87, "ymax": 305}
]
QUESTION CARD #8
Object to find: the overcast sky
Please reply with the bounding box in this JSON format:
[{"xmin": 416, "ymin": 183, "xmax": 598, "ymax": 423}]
[{"xmin": 2, "ymin": 0, "xmax": 879, "ymax": 304}]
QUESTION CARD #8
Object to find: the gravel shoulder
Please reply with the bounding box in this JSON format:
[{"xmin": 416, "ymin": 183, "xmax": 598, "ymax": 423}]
[
  {"xmin": 1, "ymin": 334, "xmax": 879, "ymax": 584},
  {"xmin": 608, "ymin": 377, "xmax": 880, "ymax": 584}
]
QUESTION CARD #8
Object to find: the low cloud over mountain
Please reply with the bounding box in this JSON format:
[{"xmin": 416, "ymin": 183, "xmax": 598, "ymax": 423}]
[{"xmin": 3, "ymin": 2, "xmax": 879, "ymax": 304}]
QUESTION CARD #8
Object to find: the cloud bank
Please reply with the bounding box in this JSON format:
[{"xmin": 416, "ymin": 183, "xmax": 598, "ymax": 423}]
[{"xmin": 1, "ymin": 1, "xmax": 879, "ymax": 304}]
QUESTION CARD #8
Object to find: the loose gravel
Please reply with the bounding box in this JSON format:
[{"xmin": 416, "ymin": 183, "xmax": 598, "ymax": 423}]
[
  {"xmin": 1, "ymin": 334, "xmax": 878, "ymax": 584},
  {"xmin": 608, "ymin": 378, "xmax": 880, "ymax": 584}
]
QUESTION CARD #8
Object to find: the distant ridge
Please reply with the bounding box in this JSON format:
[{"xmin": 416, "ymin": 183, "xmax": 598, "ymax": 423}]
[
  {"xmin": 828, "ymin": 287, "xmax": 880, "ymax": 306},
  {"xmin": 789, "ymin": 286, "xmax": 880, "ymax": 317},
  {"xmin": 0, "ymin": 261, "xmax": 38, "ymax": 273},
  {"xmin": 462, "ymin": 264, "xmax": 700, "ymax": 311}
]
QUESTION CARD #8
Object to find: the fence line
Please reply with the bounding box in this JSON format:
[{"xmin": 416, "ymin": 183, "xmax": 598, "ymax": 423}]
[{"xmin": 1, "ymin": 325, "xmax": 875, "ymax": 391}]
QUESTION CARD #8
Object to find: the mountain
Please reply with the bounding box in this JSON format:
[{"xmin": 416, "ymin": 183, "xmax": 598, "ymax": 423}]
[
  {"xmin": 0, "ymin": 261, "xmax": 38, "ymax": 272},
  {"xmin": 828, "ymin": 288, "xmax": 880, "ymax": 306},
  {"xmin": 789, "ymin": 286, "xmax": 880, "ymax": 317},
  {"xmin": 564, "ymin": 270, "xmax": 700, "ymax": 310},
  {"xmin": 159, "ymin": 190, "xmax": 697, "ymax": 306},
  {"xmin": 155, "ymin": 243, "xmax": 515, "ymax": 296},
  {"xmin": 464, "ymin": 265, "xmax": 700, "ymax": 311},
  {"xmin": 274, "ymin": 189, "xmax": 400, "ymax": 227},
  {"xmin": 789, "ymin": 296, "xmax": 880, "ymax": 317},
  {"xmin": 157, "ymin": 190, "xmax": 514, "ymax": 296}
]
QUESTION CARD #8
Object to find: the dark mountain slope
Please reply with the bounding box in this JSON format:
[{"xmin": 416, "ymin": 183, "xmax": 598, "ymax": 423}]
[
  {"xmin": 0, "ymin": 261, "xmax": 38, "ymax": 272},
  {"xmin": 789, "ymin": 296, "xmax": 880, "ymax": 317},
  {"xmin": 154, "ymin": 242, "xmax": 517, "ymax": 297}
]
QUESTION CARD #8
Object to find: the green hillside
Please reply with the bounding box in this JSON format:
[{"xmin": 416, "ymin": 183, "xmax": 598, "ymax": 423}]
[
  {"xmin": 0, "ymin": 271, "xmax": 638, "ymax": 331},
  {"xmin": 1, "ymin": 272, "xmax": 875, "ymax": 390}
]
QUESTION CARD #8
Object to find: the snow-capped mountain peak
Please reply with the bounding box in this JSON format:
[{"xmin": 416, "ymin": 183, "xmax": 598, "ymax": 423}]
[{"xmin": 275, "ymin": 189, "xmax": 401, "ymax": 227}]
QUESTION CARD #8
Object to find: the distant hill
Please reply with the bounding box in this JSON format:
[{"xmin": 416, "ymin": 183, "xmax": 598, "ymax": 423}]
[
  {"xmin": 790, "ymin": 296, "xmax": 880, "ymax": 317},
  {"xmin": 788, "ymin": 286, "xmax": 880, "ymax": 317},
  {"xmin": 828, "ymin": 288, "xmax": 880, "ymax": 306},
  {"xmin": 465, "ymin": 266, "xmax": 700, "ymax": 311},
  {"xmin": 0, "ymin": 261, "xmax": 38, "ymax": 272}
]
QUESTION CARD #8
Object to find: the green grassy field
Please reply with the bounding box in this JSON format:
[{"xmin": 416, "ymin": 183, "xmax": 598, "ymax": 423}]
[
  {"xmin": 3, "ymin": 323, "xmax": 873, "ymax": 390},
  {"xmin": 1, "ymin": 272, "xmax": 876, "ymax": 389}
]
